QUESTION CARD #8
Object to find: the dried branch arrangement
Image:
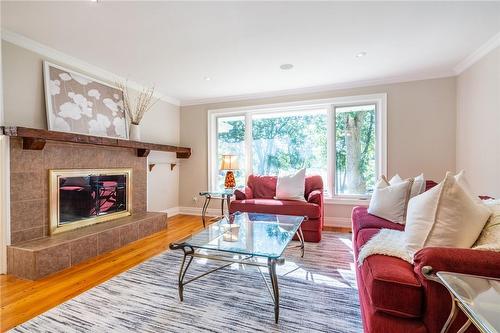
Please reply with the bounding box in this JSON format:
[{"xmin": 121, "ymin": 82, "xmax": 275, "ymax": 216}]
[{"xmin": 117, "ymin": 81, "xmax": 159, "ymax": 125}]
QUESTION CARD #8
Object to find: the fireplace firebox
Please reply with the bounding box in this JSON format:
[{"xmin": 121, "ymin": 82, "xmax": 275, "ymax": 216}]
[{"xmin": 49, "ymin": 168, "xmax": 132, "ymax": 235}]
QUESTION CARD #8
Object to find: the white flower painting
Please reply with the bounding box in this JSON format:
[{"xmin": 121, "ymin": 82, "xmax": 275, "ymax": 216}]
[{"xmin": 43, "ymin": 61, "xmax": 129, "ymax": 139}]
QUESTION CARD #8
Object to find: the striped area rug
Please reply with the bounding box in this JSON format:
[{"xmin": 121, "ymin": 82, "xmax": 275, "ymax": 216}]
[{"xmin": 11, "ymin": 232, "xmax": 362, "ymax": 333}]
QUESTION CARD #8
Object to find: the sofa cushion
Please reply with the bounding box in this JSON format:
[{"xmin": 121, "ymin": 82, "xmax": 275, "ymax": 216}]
[
  {"xmin": 357, "ymin": 228, "xmax": 423, "ymax": 319},
  {"xmin": 352, "ymin": 206, "xmax": 405, "ymax": 233},
  {"xmin": 367, "ymin": 176, "xmax": 413, "ymax": 224},
  {"xmin": 247, "ymin": 175, "xmax": 277, "ymax": 199},
  {"xmin": 230, "ymin": 199, "xmax": 321, "ymax": 219},
  {"xmin": 405, "ymin": 172, "xmax": 491, "ymax": 256},
  {"xmin": 304, "ymin": 175, "xmax": 324, "ymax": 197},
  {"xmin": 275, "ymin": 168, "xmax": 306, "ymax": 201}
]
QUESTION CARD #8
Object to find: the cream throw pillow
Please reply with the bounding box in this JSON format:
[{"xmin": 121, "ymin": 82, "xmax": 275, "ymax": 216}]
[
  {"xmin": 390, "ymin": 173, "xmax": 425, "ymax": 198},
  {"xmin": 455, "ymin": 170, "xmax": 482, "ymax": 204},
  {"xmin": 368, "ymin": 176, "xmax": 414, "ymax": 224},
  {"xmin": 405, "ymin": 172, "xmax": 491, "ymax": 256},
  {"xmin": 274, "ymin": 168, "xmax": 306, "ymax": 201},
  {"xmin": 474, "ymin": 199, "xmax": 500, "ymax": 251}
]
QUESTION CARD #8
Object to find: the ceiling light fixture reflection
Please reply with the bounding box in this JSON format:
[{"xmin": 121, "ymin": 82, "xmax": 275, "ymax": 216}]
[{"xmin": 280, "ymin": 64, "xmax": 294, "ymax": 70}]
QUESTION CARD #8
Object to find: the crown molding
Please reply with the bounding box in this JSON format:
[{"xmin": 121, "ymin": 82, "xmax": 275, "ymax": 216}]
[
  {"xmin": 179, "ymin": 70, "xmax": 455, "ymax": 106},
  {"xmin": 454, "ymin": 30, "xmax": 500, "ymax": 75},
  {"xmin": 1, "ymin": 29, "xmax": 180, "ymax": 106}
]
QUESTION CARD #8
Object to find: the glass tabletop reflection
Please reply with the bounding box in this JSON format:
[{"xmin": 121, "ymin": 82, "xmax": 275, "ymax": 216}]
[
  {"xmin": 437, "ymin": 272, "xmax": 500, "ymax": 333},
  {"xmin": 199, "ymin": 189, "xmax": 235, "ymax": 198},
  {"xmin": 183, "ymin": 212, "xmax": 304, "ymax": 259}
]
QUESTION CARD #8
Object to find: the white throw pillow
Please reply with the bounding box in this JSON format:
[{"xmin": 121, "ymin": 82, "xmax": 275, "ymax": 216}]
[
  {"xmin": 404, "ymin": 172, "xmax": 491, "ymax": 256},
  {"xmin": 390, "ymin": 173, "xmax": 425, "ymax": 198},
  {"xmin": 455, "ymin": 170, "xmax": 482, "ymax": 204},
  {"xmin": 274, "ymin": 168, "xmax": 306, "ymax": 201},
  {"xmin": 367, "ymin": 176, "xmax": 414, "ymax": 224},
  {"xmin": 474, "ymin": 199, "xmax": 500, "ymax": 252}
]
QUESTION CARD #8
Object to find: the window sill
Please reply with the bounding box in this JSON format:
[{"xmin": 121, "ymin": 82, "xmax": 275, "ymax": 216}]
[{"xmin": 324, "ymin": 197, "xmax": 370, "ymax": 206}]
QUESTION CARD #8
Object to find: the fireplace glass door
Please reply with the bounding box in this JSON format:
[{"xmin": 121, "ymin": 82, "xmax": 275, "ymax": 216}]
[{"xmin": 50, "ymin": 169, "xmax": 132, "ymax": 234}]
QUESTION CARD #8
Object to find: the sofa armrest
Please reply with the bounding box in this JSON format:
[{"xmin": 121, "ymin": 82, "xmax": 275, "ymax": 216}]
[
  {"xmin": 413, "ymin": 247, "xmax": 500, "ymax": 333},
  {"xmin": 235, "ymin": 186, "xmax": 253, "ymax": 200},
  {"xmin": 414, "ymin": 247, "xmax": 500, "ymax": 279},
  {"xmin": 307, "ymin": 189, "xmax": 323, "ymax": 205}
]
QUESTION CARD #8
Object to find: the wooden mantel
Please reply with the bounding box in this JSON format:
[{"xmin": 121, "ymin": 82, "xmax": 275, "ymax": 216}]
[{"xmin": 1, "ymin": 126, "xmax": 191, "ymax": 158}]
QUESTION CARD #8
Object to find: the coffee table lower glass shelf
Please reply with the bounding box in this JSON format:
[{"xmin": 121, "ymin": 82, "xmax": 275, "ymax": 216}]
[{"xmin": 169, "ymin": 212, "xmax": 305, "ymax": 323}]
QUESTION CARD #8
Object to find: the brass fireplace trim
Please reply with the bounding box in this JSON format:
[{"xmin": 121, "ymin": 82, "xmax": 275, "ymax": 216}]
[{"xmin": 49, "ymin": 168, "xmax": 132, "ymax": 235}]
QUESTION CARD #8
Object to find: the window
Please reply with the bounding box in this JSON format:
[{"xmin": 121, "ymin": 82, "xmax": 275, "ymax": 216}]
[
  {"xmin": 334, "ymin": 105, "xmax": 377, "ymax": 197},
  {"xmin": 251, "ymin": 110, "xmax": 327, "ymax": 180},
  {"xmin": 208, "ymin": 94, "xmax": 386, "ymax": 201},
  {"xmin": 215, "ymin": 116, "xmax": 246, "ymax": 191}
]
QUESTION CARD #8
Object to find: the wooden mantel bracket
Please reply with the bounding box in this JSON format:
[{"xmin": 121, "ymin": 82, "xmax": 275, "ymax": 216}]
[
  {"xmin": 137, "ymin": 149, "xmax": 150, "ymax": 157},
  {"xmin": 23, "ymin": 137, "xmax": 46, "ymax": 150},
  {"xmin": 1, "ymin": 126, "xmax": 192, "ymax": 159}
]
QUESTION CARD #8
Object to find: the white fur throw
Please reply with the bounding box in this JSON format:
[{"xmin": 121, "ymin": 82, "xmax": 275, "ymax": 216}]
[{"xmin": 358, "ymin": 229, "xmax": 413, "ymax": 266}]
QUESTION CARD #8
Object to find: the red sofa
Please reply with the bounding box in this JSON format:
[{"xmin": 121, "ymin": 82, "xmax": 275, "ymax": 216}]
[
  {"xmin": 354, "ymin": 181, "xmax": 500, "ymax": 333},
  {"xmin": 229, "ymin": 174, "xmax": 324, "ymax": 242}
]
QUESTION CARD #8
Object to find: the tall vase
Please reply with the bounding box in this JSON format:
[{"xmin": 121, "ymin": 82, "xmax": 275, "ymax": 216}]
[{"xmin": 129, "ymin": 124, "xmax": 141, "ymax": 141}]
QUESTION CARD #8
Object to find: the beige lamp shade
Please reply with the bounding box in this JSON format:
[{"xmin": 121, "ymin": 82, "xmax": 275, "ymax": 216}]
[{"xmin": 220, "ymin": 154, "xmax": 239, "ymax": 170}]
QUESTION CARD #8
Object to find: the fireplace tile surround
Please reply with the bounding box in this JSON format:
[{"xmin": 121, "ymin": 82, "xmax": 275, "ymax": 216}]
[
  {"xmin": 7, "ymin": 137, "xmax": 168, "ymax": 280},
  {"xmin": 9, "ymin": 138, "xmax": 147, "ymax": 244}
]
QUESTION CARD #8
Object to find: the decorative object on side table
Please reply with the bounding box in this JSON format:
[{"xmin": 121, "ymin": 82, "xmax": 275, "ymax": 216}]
[
  {"xmin": 220, "ymin": 154, "xmax": 239, "ymax": 189},
  {"xmin": 117, "ymin": 81, "xmax": 158, "ymax": 141},
  {"xmin": 43, "ymin": 61, "xmax": 128, "ymax": 139},
  {"xmin": 422, "ymin": 267, "xmax": 500, "ymax": 333}
]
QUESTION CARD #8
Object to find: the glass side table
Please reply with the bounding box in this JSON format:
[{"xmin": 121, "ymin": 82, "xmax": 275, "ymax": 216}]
[
  {"xmin": 422, "ymin": 267, "xmax": 500, "ymax": 333},
  {"xmin": 198, "ymin": 189, "xmax": 235, "ymax": 228}
]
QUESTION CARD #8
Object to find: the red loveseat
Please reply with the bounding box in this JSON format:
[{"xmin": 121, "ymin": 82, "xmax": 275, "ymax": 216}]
[
  {"xmin": 229, "ymin": 174, "xmax": 324, "ymax": 242},
  {"xmin": 354, "ymin": 181, "xmax": 500, "ymax": 333}
]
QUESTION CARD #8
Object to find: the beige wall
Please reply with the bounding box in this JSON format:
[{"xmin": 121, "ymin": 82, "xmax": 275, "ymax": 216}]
[
  {"xmin": 179, "ymin": 77, "xmax": 457, "ymax": 225},
  {"xmin": 2, "ymin": 41, "xmax": 180, "ymax": 212},
  {"xmin": 456, "ymin": 46, "xmax": 500, "ymax": 198}
]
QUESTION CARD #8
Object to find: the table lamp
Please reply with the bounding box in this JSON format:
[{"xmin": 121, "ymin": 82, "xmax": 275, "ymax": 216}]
[{"xmin": 220, "ymin": 154, "xmax": 239, "ymax": 189}]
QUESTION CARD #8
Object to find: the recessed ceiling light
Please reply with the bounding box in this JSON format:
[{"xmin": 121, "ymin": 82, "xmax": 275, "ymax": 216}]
[
  {"xmin": 204, "ymin": 76, "xmax": 211, "ymax": 81},
  {"xmin": 91, "ymin": 0, "xmax": 99, "ymax": 2},
  {"xmin": 356, "ymin": 52, "xmax": 367, "ymax": 58},
  {"xmin": 280, "ymin": 63, "xmax": 294, "ymax": 70}
]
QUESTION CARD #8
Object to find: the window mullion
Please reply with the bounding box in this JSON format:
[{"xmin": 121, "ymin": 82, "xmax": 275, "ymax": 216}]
[
  {"xmin": 327, "ymin": 105, "xmax": 335, "ymax": 197},
  {"xmin": 245, "ymin": 113, "xmax": 253, "ymax": 181}
]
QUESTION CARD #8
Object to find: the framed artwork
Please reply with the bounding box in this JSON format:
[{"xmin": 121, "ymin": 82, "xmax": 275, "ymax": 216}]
[{"xmin": 43, "ymin": 61, "xmax": 129, "ymax": 139}]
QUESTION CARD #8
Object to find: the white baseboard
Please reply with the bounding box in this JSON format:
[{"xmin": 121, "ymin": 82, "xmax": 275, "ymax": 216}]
[
  {"xmin": 324, "ymin": 217, "xmax": 351, "ymax": 228},
  {"xmin": 178, "ymin": 206, "xmax": 220, "ymax": 217},
  {"xmin": 155, "ymin": 207, "xmax": 181, "ymax": 217},
  {"xmin": 166, "ymin": 207, "xmax": 180, "ymax": 217}
]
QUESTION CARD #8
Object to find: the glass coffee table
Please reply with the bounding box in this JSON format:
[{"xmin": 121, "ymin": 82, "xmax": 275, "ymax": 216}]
[
  {"xmin": 169, "ymin": 212, "xmax": 305, "ymax": 323},
  {"xmin": 423, "ymin": 267, "xmax": 500, "ymax": 333}
]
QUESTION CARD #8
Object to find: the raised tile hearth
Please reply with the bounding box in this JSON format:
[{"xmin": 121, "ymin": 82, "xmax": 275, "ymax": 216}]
[{"xmin": 7, "ymin": 212, "xmax": 167, "ymax": 280}]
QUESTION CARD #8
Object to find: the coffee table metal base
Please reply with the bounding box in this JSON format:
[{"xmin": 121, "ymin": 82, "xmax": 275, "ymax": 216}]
[{"xmin": 169, "ymin": 233, "xmax": 305, "ymax": 323}]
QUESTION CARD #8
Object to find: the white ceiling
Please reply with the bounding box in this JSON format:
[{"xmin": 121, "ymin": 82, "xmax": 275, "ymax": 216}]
[{"xmin": 2, "ymin": 1, "xmax": 500, "ymax": 105}]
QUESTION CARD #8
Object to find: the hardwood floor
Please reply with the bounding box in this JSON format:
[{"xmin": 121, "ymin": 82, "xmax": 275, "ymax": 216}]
[
  {"xmin": 0, "ymin": 214, "xmax": 207, "ymax": 332},
  {"xmin": 0, "ymin": 214, "xmax": 351, "ymax": 332}
]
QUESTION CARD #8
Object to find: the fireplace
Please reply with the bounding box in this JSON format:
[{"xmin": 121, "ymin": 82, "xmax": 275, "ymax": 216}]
[{"xmin": 49, "ymin": 168, "xmax": 132, "ymax": 235}]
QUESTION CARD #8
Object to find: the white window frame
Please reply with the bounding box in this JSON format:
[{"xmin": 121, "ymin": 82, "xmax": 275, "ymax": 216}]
[{"xmin": 207, "ymin": 93, "xmax": 387, "ymax": 204}]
